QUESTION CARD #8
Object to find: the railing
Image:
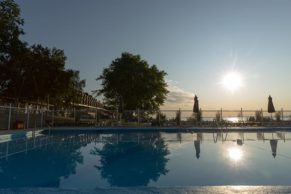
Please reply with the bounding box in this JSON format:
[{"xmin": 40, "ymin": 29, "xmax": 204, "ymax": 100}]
[{"xmin": 1, "ymin": 105, "xmax": 291, "ymax": 130}]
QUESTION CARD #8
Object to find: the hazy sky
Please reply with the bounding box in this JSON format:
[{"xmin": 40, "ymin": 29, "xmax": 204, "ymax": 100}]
[{"xmin": 16, "ymin": 0, "xmax": 291, "ymax": 110}]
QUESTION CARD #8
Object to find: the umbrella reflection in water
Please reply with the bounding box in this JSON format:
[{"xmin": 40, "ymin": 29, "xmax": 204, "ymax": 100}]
[
  {"xmin": 270, "ymin": 139, "xmax": 278, "ymax": 158},
  {"xmin": 194, "ymin": 133, "xmax": 202, "ymax": 159}
]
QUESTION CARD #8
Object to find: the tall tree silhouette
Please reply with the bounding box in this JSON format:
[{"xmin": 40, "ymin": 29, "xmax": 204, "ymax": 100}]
[
  {"xmin": 97, "ymin": 52, "xmax": 168, "ymax": 112},
  {"xmin": 0, "ymin": 0, "xmax": 85, "ymax": 106},
  {"xmin": 1, "ymin": 44, "xmax": 85, "ymax": 106},
  {"xmin": 0, "ymin": 0, "xmax": 26, "ymax": 94}
]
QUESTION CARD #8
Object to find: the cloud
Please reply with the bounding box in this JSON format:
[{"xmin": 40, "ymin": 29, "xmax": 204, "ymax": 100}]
[{"xmin": 161, "ymin": 80, "xmax": 194, "ymax": 110}]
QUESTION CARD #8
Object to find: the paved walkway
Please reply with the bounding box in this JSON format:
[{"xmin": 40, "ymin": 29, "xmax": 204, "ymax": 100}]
[{"xmin": 1, "ymin": 186, "xmax": 291, "ymax": 194}]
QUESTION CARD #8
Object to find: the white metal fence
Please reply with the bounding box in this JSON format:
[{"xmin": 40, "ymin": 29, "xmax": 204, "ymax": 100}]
[{"xmin": 1, "ymin": 105, "xmax": 291, "ymax": 130}]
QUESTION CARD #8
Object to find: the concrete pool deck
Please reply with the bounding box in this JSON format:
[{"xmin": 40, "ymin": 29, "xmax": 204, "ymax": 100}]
[
  {"xmin": 1, "ymin": 186, "xmax": 291, "ymax": 194},
  {"xmin": 2, "ymin": 125, "xmax": 291, "ymax": 136},
  {"xmin": 46, "ymin": 126, "xmax": 291, "ymax": 134}
]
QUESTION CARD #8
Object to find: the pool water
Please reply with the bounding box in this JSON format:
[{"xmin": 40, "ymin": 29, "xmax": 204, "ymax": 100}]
[{"xmin": 0, "ymin": 130, "xmax": 291, "ymax": 189}]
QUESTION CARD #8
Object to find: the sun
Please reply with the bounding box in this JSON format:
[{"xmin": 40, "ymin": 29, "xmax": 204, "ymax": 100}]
[{"xmin": 222, "ymin": 72, "xmax": 243, "ymax": 93}]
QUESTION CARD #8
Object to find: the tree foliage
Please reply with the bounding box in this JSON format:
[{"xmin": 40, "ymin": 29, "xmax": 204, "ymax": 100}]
[
  {"xmin": 0, "ymin": 0, "xmax": 24, "ymax": 62},
  {"xmin": 62, "ymin": 69, "xmax": 86, "ymax": 106},
  {"xmin": 0, "ymin": 0, "xmax": 86, "ymax": 107},
  {"xmin": 2, "ymin": 44, "xmax": 86, "ymax": 106},
  {"xmin": 0, "ymin": 0, "xmax": 26, "ymax": 93},
  {"xmin": 97, "ymin": 52, "xmax": 168, "ymax": 111}
]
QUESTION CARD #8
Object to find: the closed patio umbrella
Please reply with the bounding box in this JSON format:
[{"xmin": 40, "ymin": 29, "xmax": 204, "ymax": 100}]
[
  {"xmin": 193, "ymin": 95, "xmax": 199, "ymax": 113},
  {"xmin": 268, "ymin": 95, "xmax": 275, "ymax": 119}
]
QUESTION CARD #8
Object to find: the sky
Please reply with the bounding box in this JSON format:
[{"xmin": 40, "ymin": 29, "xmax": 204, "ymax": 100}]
[{"xmin": 16, "ymin": 0, "xmax": 291, "ymax": 110}]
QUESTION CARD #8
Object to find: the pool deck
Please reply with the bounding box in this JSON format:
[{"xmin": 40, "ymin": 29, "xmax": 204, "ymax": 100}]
[
  {"xmin": 1, "ymin": 186, "xmax": 291, "ymax": 194},
  {"xmin": 2, "ymin": 125, "xmax": 291, "ymax": 136}
]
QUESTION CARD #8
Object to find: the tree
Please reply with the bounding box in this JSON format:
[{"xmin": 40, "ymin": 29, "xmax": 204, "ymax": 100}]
[
  {"xmin": 0, "ymin": 47, "xmax": 29, "ymax": 99},
  {"xmin": 24, "ymin": 44, "xmax": 70, "ymax": 105},
  {"xmin": 2, "ymin": 45, "xmax": 63, "ymax": 101},
  {"xmin": 0, "ymin": 0, "xmax": 86, "ymax": 107},
  {"xmin": 0, "ymin": 0, "xmax": 26, "ymax": 94},
  {"xmin": 1, "ymin": 44, "xmax": 86, "ymax": 106},
  {"xmin": 97, "ymin": 52, "xmax": 168, "ymax": 112},
  {"xmin": 61, "ymin": 69, "xmax": 86, "ymax": 106},
  {"xmin": 0, "ymin": 0, "xmax": 24, "ymax": 61}
]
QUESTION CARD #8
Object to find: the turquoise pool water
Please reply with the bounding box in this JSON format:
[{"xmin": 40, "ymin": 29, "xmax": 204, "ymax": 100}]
[{"xmin": 0, "ymin": 130, "xmax": 291, "ymax": 189}]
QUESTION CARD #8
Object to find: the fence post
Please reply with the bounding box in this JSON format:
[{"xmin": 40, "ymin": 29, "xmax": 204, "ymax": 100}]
[
  {"xmin": 52, "ymin": 109, "xmax": 55, "ymax": 126},
  {"xmin": 73, "ymin": 107, "xmax": 76, "ymax": 125},
  {"xmin": 137, "ymin": 109, "xmax": 140, "ymax": 126},
  {"xmin": 26, "ymin": 107, "xmax": 29, "ymax": 129},
  {"xmin": 241, "ymin": 107, "xmax": 243, "ymax": 122},
  {"xmin": 158, "ymin": 110, "xmax": 160, "ymax": 126},
  {"xmin": 41, "ymin": 110, "xmax": 44, "ymax": 128},
  {"xmin": 261, "ymin": 108, "xmax": 264, "ymax": 125},
  {"xmin": 120, "ymin": 111, "xmax": 122, "ymax": 126},
  {"xmin": 220, "ymin": 108, "xmax": 223, "ymax": 121},
  {"xmin": 95, "ymin": 108, "xmax": 98, "ymax": 126},
  {"xmin": 8, "ymin": 103, "xmax": 12, "ymax": 130},
  {"xmin": 179, "ymin": 108, "xmax": 182, "ymax": 126}
]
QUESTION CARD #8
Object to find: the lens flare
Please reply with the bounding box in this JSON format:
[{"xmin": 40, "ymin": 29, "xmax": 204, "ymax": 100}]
[{"xmin": 222, "ymin": 72, "xmax": 243, "ymax": 93}]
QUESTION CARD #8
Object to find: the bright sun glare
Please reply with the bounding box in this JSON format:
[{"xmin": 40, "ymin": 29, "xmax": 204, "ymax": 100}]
[
  {"xmin": 228, "ymin": 147, "xmax": 243, "ymax": 162},
  {"xmin": 222, "ymin": 72, "xmax": 243, "ymax": 93}
]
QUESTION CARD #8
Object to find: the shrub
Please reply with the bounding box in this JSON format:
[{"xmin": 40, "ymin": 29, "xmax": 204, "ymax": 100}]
[
  {"xmin": 215, "ymin": 111, "xmax": 221, "ymax": 122},
  {"xmin": 255, "ymin": 110, "xmax": 263, "ymax": 122},
  {"xmin": 275, "ymin": 111, "xmax": 282, "ymax": 122}
]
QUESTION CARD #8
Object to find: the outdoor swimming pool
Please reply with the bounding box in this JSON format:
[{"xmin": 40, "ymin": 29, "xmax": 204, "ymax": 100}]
[{"xmin": 1, "ymin": 129, "xmax": 291, "ymax": 190}]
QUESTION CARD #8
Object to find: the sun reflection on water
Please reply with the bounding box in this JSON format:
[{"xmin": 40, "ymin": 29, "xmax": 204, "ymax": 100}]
[{"xmin": 228, "ymin": 147, "xmax": 243, "ymax": 162}]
